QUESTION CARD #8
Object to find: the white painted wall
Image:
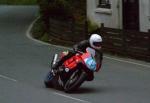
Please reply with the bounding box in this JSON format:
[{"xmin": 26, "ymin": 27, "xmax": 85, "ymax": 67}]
[
  {"xmin": 139, "ymin": 0, "xmax": 150, "ymax": 32},
  {"xmin": 87, "ymin": 0, "xmax": 122, "ymax": 29},
  {"xmin": 87, "ymin": 0, "xmax": 150, "ymax": 32}
]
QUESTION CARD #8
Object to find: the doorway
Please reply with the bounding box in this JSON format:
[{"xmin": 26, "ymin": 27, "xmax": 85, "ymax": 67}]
[{"xmin": 122, "ymin": 0, "xmax": 139, "ymax": 31}]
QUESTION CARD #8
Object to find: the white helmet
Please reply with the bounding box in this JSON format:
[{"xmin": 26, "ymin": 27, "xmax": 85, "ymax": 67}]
[{"xmin": 89, "ymin": 34, "xmax": 102, "ymax": 50}]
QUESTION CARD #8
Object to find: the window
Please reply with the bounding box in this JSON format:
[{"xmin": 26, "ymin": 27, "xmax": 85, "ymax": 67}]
[{"xmin": 97, "ymin": 0, "xmax": 111, "ymax": 9}]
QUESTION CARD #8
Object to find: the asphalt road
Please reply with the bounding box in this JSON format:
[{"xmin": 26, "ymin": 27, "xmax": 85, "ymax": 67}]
[{"xmin": 0, "ymin": 6, "xmax": 150, "ymax": 103}]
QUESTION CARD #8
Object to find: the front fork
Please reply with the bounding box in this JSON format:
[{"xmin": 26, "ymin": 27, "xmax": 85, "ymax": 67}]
[{"xmin": 51, "ymin": 54, "xmax": 58, "ymax": 67}]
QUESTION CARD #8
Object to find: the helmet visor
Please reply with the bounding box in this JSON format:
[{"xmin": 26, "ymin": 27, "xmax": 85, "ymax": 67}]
[{"xmin": 93, "ymin": 42, "xmax": 102, "ymax": 47}]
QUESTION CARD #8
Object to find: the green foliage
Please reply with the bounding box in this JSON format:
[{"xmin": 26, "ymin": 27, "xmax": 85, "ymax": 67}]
[
  {"xmin": 31, "ymin": 17, "xmax": 45, "ymax": 39},
  {"xmin": 31, "ymin": 17, "xmax": 50, "ymax": 43},
  {"xmin": 37, "ymin": 0, "xmax": 86, "ymax": 21},
  {"xmin": 87, "ymin": 20, "xmax": 99, "ymax": 33},
  {"xmin": 35, "ymin": 0, "xmax": 87, "ymax": 44},
  {"xmin": 40, "ymin": 33, "xmax": 49, "ymax": 42},
  {"xmin": 67, "ymin": 0, "xmax": 86, "ymax": 21},
  {"xmin": 0, "ymin": 0, "xmax": 37, "ymax": 5},
  {"xmin": 38, "ymin": 0, "xmax": 72, "ymax": 20}
]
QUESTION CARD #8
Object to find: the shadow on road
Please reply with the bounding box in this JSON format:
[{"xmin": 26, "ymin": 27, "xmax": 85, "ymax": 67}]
[
  {"xmin": 72, "ymin": 87, "xmax": 101, "ymax": 94},
  {"xmin": 72, "ymin": 85, "xmax": 126, "ymax": 94}
]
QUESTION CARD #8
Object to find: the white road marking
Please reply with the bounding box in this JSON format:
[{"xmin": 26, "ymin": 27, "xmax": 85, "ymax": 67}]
[
  {"xmin": 26, "ymin": 16, "xmax": 70, "ymax": 49},
  {"xmin": 104, "ymin": 56, "xmax": 150, "ymax": 68},
  {"xmin": 0, "ymin": 74, "xmax": 18, "ymax": 82},
  {"xmin": 53, "ymin": 92, "xmax": 91, "ymax": 103}
]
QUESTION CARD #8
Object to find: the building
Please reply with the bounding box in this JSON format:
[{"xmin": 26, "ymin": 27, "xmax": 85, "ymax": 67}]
[{"xmin": 87, "ymin": 0, "xmax": 150, "ymax": 32}]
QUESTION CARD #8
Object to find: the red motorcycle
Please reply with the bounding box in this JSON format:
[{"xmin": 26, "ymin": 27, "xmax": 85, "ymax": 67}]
[{"xmin": 44, "ymin": 47, "xmax": 102, "ymax": 92}]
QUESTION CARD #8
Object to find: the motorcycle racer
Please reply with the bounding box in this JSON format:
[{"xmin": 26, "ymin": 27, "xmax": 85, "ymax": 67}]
[{"xmin": 50, "ymin": 34, "xmax": 103, "ymax": 81}]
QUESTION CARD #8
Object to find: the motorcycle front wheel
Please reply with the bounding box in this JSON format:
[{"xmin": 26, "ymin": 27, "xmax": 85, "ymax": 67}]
[{"xmin": 64, "ymin": 69, "xmax": 87, "ymax": 93}]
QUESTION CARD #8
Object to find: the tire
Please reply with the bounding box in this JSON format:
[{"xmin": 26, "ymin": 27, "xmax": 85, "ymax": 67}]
[
  {"xmin": 44, "ymin": 71, "xmax": 54, "ymax": 88},
  {"xmin": 44, "ymin": 72, "xmax": 64, "ymax": 90},
  {"xmin": 44, "ymin": 53, "xmax": 58, "ymax": 88},
  {"xmin": 64, "ymin": 70, "xmax": 87, "ymax": 93},
  {"xmin": 44, "ymin": 81, "xmax": 53, "ymax": 88}
]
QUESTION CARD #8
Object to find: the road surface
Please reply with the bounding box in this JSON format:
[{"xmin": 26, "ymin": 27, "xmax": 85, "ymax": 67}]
[{"xmin": 0, "ymin": 6, "xmax": 150, "ymax": 103}]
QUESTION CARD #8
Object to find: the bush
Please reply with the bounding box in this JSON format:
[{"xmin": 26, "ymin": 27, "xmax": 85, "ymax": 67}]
[
  {"xmin": 40, "ymin": 33, "xmax": 50, "ymax": 42},
  {"xmin": 35, "ymin": 0, "xmax": 87, "ymax": 45},
  {"xmin": 0, "ymin": 0, "xmax": 37, "ymax": 5},
  {"xmin": 37, "ymin": 0, "xmax": 72, "ymax": 20},
  {"xmin": 31, "ymin": 17, "xmax": 45, "ymax": 39},
  {"xmin": 87, "ymin": 20, "xmax": 100, "ymax": 33}
]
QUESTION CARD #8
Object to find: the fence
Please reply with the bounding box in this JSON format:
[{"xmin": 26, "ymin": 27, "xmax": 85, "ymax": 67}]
[
  {"xmin": 48, "ymin": 18, "xmax": 150, "ymax": 61},
  {"xmin": 49, "ymin": 18, "xmax": 87, "ymax": 44},
  {"xmin": 95, "ymin": 27, "xmax": 150, "ymax": 62}
]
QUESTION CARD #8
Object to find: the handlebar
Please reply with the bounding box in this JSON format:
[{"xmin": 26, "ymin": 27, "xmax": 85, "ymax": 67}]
[{"xmin": 76, "ymin": 51, "xmax": 84, "ymax": 54}]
